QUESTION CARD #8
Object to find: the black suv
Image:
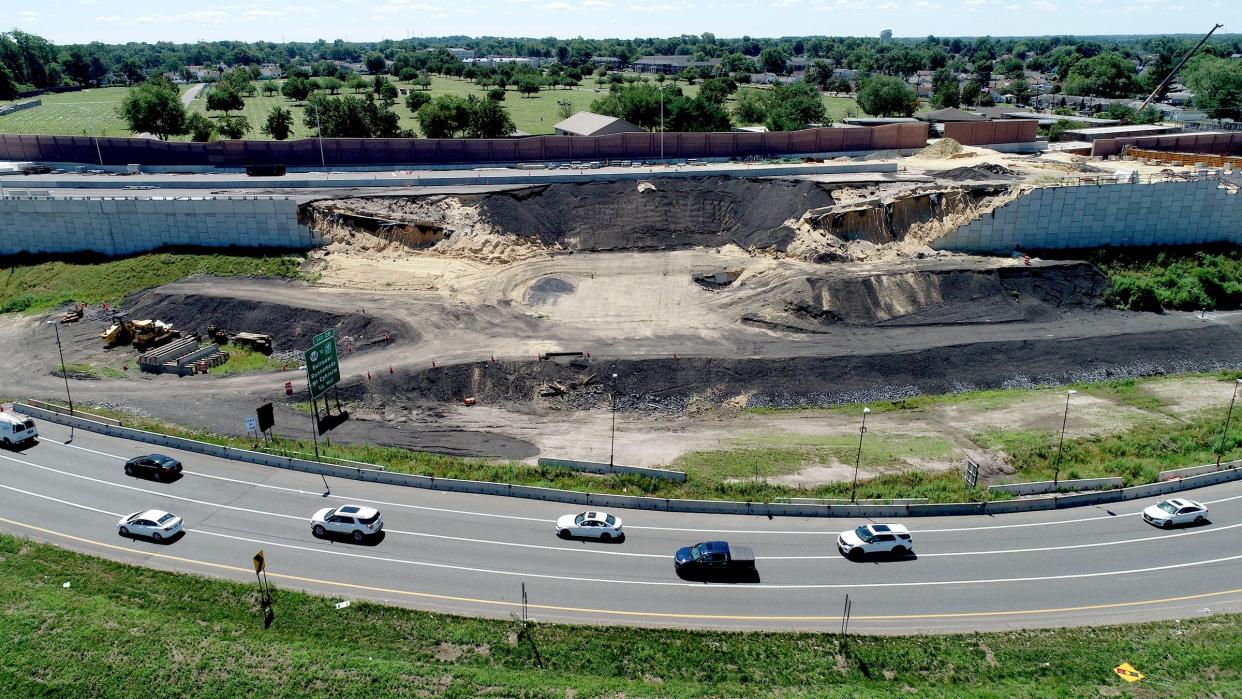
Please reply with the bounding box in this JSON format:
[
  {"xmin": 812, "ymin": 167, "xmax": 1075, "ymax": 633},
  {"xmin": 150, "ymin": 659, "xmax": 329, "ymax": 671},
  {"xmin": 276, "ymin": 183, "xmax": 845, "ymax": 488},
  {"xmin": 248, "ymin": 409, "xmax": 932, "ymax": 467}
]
[{"xmin": 124, "ymin": 454, "xmax": 183, "ymax": 481}]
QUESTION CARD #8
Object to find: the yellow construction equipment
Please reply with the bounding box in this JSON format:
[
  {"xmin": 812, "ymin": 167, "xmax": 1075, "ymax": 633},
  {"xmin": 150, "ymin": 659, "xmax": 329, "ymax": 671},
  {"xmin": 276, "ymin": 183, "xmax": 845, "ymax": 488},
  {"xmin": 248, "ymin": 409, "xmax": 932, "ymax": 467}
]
[
  {"xmin": 59, "ymin": 303, "xmax": 86, "ymax": 324},
  {"xmin": 101, "ymin": 317, "xmax": 179, "ymax": 349}
]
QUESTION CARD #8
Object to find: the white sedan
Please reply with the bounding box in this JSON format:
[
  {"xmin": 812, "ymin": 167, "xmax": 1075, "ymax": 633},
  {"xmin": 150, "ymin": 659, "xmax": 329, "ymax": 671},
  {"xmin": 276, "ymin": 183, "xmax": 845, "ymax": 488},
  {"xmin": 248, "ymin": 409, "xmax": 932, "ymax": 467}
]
[
  {"xmin": 1142, "ymin": 498, "xmax": 1209, "ymax": 529},
  {"xmin": 555, "ymin": 511, "xmax": 623, "ymax": 540},
  {"xmin": 118, "ymin": 509, "xmax": 183, "ymax": 541}
]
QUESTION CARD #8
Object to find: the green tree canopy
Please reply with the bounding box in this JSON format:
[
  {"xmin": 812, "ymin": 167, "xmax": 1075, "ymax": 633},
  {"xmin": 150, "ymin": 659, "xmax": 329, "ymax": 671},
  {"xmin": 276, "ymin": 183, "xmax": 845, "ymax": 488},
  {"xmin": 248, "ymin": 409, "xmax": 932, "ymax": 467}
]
[
  {"xmin": 261, "ymin": 106, "xmax": 294, "ymax": 140},
  {"xmin": 118, "ymin": 76, "xmax": 187, "ymax": 140},
  {"xmin": 216, "ymin": 114, "xmax": 250, "ymax": 139},
  {"xmin": 405, "ymin": 90, "xmax": 432, "ymax": 112},
  {"xmin": 761, "ymin": 81, "xmax": 827, "ymax": 131},
  {"xmin": 205, "ymin": 87, "xmax": 244, "ymax": 113},
  {"xmin": 417, "ymin": 95, "xmax": 473, "ymax": 138},
  {"xmin": 465, "ymin": 95, "xmax": 516, "ymax": 137},
  {"xmin": 1062, "ymin": 52, "xmax": 1138, "ymax": 98},
  {"xmin": 856, "ymin": 76, "xmax": 918, "ymax": 117},
  {"xmin": 1186, "ymin": 56, "xmax": 1242, "ymax": 121},
  {"xmin": 185, "ymin": 112, "xmax": 215, "ymax": 142}
]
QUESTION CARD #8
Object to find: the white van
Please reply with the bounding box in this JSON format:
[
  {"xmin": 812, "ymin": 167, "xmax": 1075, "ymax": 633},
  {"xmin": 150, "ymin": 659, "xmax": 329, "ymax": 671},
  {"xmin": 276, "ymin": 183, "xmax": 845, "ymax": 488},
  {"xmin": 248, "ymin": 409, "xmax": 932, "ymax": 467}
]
[{"xmin": 0, "ymin": 412, "xmax": 38, "ymax": 446}]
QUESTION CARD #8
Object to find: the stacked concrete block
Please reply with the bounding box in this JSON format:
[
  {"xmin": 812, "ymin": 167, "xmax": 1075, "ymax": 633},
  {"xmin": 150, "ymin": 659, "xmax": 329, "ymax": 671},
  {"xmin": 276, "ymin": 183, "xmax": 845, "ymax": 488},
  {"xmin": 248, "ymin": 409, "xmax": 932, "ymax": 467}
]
[
  {"xmin": 0, "ymin": 196, "xmax": 315, "ymax": 256},
  {"xmin": 933, "ymin": 179, "xmax": 1242, "ymax": 252}
]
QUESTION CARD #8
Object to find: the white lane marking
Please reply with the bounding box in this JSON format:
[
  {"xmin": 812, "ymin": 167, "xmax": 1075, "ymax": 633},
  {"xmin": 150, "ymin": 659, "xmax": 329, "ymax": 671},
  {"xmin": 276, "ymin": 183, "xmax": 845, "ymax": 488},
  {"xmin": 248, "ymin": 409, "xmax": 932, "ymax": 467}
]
[
  {"xmin": 6, "ymin": 480, "xmax": 1242, "ymax": 591},
  {"xmin": 4, "ymin": 450, "xmax": 1242, "ymax": 566},
  {"xmin": 32, "ymin": 434, "xmax": 1242, "ymax": 537},
  {"xmin": 0, "ymin": 482, "xmax": 120, "ymax": 517}
]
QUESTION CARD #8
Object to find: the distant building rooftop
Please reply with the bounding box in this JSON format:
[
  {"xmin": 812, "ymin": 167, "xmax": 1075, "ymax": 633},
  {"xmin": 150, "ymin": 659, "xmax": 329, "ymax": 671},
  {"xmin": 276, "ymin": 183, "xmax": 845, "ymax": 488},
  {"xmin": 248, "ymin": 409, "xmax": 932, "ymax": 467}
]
[
  {"xmin": 1004, "ymin": 112, "xmax": 1121, "ymax": 127},
  {"xmin": 917, "ymin": 107, "xmax": 986, "ymax": 123},
  {"xmin": 553, "ymin": 111, "xmax": 646, "ymax": 137},
  {"xmin": 1061, "ymin": 124, "xmax": 1182, "ymax": 141}
]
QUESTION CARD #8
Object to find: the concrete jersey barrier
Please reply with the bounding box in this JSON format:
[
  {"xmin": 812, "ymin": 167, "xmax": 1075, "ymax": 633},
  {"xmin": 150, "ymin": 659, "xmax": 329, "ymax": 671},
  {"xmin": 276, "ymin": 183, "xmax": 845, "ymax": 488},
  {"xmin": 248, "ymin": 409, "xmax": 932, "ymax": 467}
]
[
  {"xmin": 988, "ymin": 476, "xmax": 1124, "ymax": 496},
  {"xmin": 16, "ymin": 402, "xmax": 1242, "ymax": 519}
]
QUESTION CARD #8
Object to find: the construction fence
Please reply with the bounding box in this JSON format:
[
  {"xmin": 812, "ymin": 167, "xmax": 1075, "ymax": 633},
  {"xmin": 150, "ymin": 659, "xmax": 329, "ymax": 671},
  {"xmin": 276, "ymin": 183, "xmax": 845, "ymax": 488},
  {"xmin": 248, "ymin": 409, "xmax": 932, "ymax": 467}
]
[
  {"xmin": 1092, "ymin": 131, "xmax": 1242, "ymax": 158},
  {"xmin": 0, "ymin": 123, "xmax": 929, "ymax": 168},
  {"xmin": 943, "ymin": 120, "xmax": 1038, "ymax": 146}
]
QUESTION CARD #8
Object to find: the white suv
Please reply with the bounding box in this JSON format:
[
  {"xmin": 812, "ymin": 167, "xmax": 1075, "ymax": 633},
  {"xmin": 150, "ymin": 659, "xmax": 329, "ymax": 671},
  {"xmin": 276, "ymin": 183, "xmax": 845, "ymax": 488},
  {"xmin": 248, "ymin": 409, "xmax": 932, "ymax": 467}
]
[
  {"xmin": 837, "ymin": 523, "xmax": 913, "ymax": 559},
  {"xmin": 311, "ymin": 504, "xmax": 384, "ymax": 542}
]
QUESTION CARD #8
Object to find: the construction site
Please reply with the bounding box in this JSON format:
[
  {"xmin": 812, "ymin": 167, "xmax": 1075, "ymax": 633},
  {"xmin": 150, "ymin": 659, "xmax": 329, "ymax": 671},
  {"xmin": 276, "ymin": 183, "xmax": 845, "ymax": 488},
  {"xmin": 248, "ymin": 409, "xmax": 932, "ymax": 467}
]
[{"xmin": 3, "ymin": 140, "xmax": 1241, "ymax": 485}]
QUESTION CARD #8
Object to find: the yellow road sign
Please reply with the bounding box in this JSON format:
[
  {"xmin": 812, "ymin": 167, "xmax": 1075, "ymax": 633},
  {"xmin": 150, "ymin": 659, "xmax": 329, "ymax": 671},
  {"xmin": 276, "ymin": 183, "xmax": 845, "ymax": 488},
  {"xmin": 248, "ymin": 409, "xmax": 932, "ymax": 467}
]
[
  {"xmin": 1114, "ymin": 662, "xmax": 1144, "ymax": 683},
  {"xmin": 253, "ymin": 550, "xmax": 265, "ymax": 575}
]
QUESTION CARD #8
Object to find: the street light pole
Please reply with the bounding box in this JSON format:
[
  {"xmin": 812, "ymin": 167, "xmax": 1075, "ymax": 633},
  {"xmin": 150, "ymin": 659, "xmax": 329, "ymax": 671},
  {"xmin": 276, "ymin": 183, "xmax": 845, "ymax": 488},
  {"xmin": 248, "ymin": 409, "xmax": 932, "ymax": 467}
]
[
  {"xmin": 849, "ymin": 407, "xmax": 871, "ymax": 504},
  {"xmin": 314, "ymin": 103, "xmax": 326, "ymax": 170},
  {"xmin": 1216, "ymin": 378, "xmax": 1242, "ymax": 468},
  {"xmin": 609, "ymin": 373, "xmax": 619, "ymax": 467},
  {"xmin": 47, "ymin": 319, "xmax": 75, "ymax": 443},
  {"xmin": 1053, "ymin": 389, "xmax": 1078, "ymax": 487},
  {"xmin": 656, "ymin": 83, "xmax": 665, "ymax": 162}
]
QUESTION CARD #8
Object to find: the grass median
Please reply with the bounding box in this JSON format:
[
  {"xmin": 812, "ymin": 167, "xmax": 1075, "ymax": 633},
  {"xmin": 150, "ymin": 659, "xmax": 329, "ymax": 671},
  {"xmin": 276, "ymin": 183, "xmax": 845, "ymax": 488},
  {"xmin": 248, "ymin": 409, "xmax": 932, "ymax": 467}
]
[
  {"xmin": 0, "ymin": 533, "xmax": 1238, "ymax": 698},
  {"xmin": 0, "ymin": 251, "xmax": 307, "ymax": 316},
  {"xmin": 38, "ymin": 371, "xmax": 1242, "ymax": 504}
]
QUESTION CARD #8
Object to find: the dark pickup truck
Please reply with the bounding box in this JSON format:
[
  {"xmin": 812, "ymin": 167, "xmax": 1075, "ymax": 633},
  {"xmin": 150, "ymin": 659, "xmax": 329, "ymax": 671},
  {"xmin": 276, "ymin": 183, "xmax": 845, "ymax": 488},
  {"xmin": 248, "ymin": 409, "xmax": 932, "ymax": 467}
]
[{"xmin": 674, "ymin": 541, "xmax": 756, "ymax": 575}]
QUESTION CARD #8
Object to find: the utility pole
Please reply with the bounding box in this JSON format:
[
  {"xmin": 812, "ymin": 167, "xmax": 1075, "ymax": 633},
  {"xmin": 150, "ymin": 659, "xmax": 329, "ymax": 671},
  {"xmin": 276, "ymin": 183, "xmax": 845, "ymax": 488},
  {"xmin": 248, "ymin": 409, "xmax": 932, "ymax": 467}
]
[
  {"xmin": 47, "ymin": 319, "xmax": 75, "ymax": 443},
  {"xmin": 1053, "ymin": 389, "xmax": 1078, "ymax": 487},
  {"xmin": 1217, "ymin": 379, "xmax": 1242, "ymax": 468},
  {"xmin": 609, "ymin": 373, "xmax": 619, "ymax": 467},
  {"xmin": 849, "ymin": 407, "xmax": 870, "ymax": 504}
]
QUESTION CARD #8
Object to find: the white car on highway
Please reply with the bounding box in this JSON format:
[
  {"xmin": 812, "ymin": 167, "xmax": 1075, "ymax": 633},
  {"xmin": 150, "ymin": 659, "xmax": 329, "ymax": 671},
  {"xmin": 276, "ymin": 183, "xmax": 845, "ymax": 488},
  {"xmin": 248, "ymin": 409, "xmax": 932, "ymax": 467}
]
[
  {"xmin": 555, "ymin": 511, "xmax": 623, "ymax": 540},
  {"xmin": 311, "ymin": 504, "xmax": 384, "ymax": 542},
  {"xmin": 1142, "ymin": 498, "xmax": 1209, "ymax": 529},
  {"xmin": 118, "ymin": 509, "xmax": 183, "ymax": 541},
  {"xmin": 837, "ymin": 523, "xmax": 913, "ymax": 559}
]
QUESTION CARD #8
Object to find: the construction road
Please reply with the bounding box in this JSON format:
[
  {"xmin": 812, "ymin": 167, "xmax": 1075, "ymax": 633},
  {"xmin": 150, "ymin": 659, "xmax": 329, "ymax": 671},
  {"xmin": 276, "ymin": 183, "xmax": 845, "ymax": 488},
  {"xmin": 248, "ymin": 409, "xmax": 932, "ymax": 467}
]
[{"xmin": 3, "ymin": 421, "xmax": 1240, "ymax": 634}]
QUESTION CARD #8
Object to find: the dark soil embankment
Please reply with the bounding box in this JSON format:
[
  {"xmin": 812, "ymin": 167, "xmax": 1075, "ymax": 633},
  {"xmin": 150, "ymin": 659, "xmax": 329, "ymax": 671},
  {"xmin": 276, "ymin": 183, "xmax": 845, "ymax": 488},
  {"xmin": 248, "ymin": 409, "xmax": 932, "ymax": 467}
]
[
  {"xmin": 742, "ymin": 262, "xmax": 1109, "ymax": 331},
  {"xmin": 124, "ymin": 285, "xmax": 411, "ymax": 352},
  {"xmin": 362, "ymin": 324, "xmax": 1242, "ymax": 413},
  {"xmin": 469, "ymin": 177, "xmax": 836, "ymax": 251}
]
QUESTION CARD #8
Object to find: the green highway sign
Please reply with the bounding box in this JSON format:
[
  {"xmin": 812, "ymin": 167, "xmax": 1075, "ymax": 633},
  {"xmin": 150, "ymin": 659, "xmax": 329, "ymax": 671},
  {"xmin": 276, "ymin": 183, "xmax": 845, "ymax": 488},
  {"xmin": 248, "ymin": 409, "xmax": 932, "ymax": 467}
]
[{"xmin": 305, "ymin": 330, "xmax": 340, "ymax": 399}]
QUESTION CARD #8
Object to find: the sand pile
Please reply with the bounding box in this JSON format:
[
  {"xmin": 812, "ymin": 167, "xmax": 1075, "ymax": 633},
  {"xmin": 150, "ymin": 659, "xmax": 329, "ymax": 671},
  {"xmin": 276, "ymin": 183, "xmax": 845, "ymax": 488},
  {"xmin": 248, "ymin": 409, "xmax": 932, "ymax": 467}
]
[{"xmin": 912, "ymin": 138, "xmax": 968, "ymax": 159}]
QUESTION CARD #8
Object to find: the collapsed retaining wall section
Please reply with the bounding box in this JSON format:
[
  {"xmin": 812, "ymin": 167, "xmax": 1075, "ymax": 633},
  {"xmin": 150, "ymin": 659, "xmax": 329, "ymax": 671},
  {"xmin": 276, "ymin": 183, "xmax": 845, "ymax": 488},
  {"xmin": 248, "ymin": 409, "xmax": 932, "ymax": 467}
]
[
  {"xmin": 0, "ymin": 195, "xmax": 319, "ymax": 256},
  {"xmin": 932, "ymin": 179, "xmax": 1242, "ymax": 253},
  {"xmin": 17, "ymin": 403, "xmax": 1242, "ymax": 519}
]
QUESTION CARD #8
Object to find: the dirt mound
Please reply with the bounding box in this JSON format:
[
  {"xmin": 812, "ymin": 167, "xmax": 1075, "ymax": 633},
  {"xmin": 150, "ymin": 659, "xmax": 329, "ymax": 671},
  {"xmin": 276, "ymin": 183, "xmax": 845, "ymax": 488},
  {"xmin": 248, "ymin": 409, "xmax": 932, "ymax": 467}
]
[
  {"xmin": 913, "ymin": 138, "xmax": 967, "ymax": 159},
  {"xmin": 732, "ymin": 262, "xmax": 1108, "ymax": 331},
  {"xmin": 124, "ymin": 283, "xmax": 411, "ymax": 352},
  {"xmin": 931, "ymin": 164, "xmax": 1021, "ymax": 182},
  {"xmin": 361, "ymin": 323, "xmax": 1242, "ymax": 413}
]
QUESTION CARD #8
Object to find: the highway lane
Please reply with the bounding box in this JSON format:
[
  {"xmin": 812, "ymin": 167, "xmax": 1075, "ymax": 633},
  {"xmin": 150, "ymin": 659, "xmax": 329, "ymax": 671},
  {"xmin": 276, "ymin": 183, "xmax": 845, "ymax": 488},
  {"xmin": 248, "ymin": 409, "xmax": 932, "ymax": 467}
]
[{"xmin": 2, "ymin": 422, "xmax": 1241, "ymax": 633}]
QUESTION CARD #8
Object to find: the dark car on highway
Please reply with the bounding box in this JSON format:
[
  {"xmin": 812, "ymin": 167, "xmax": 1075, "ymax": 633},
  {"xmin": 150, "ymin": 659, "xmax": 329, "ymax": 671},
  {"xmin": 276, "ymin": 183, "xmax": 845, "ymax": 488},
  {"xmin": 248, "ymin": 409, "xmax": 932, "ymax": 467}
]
[
  {"xmin": 674, "ymin": 541, "xmax": 757, "ymax": 580},
  {"xmin": 124, "ymin": 454, "xmax": 183, "ymax": 481}
]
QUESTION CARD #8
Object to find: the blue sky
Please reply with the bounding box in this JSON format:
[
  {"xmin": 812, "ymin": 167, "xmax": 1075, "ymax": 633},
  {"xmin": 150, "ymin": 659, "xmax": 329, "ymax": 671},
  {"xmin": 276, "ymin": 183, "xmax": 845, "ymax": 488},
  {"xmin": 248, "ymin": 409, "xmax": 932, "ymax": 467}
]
[{"xmin": 5, "ymin": 0, "xmax": 1239, "ymax": 45}]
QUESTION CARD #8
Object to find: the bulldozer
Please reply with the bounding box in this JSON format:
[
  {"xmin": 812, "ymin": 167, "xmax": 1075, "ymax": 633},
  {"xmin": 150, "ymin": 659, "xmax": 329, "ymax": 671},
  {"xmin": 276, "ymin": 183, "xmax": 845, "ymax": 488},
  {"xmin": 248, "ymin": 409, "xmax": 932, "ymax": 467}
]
[
  {"xmin": 58, "ymin": 303, "xmax": 87, "ymax": 324},
  {"xmin": 101, "ymin": 314, "xmax": 179, "ymax": 350},
  {"xmin": 207, "ymin": 324, "xmax": 274, "ymax": 355}
]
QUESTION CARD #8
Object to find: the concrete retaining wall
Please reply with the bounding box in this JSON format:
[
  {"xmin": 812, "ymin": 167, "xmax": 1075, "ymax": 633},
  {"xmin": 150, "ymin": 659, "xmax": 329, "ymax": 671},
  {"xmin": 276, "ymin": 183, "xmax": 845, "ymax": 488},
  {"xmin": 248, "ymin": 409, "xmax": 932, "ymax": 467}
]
[
  {"xmin": 0, "ymin": 99, "xmax": 41, "ymax": 117},
  {"xmin": 932, "ymin": 179, "xmax": 1242, "ymax": 253},
  {"xmin": 16, "ymin": 403, "xmax": 1242, "ymax": 519},
  {"xmin": 988, "ymin": 477, "xmax": 1123, "ymax": 496},
  {"xmin": 0, "ymin": 195, "xmax": 319, "ymax": 256},
  {"xmin": 537, "ymin": 458, "xmax": 687, "ymax": 482}
]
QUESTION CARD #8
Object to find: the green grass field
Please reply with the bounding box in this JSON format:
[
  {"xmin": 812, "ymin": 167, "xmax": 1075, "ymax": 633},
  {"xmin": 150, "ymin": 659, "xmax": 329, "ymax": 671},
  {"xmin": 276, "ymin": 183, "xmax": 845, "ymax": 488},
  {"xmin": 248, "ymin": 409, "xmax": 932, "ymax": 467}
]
[
  {"xmin": 0, "ymin": 252, "xmax": 306, "ymax": 315},
  {"xmin": 1, "ymin": 533, "xmax": 1238, "ymax": 698},
  {"xmin": 4, "ymin": 78, "xmax": 862, "ymax": 140},
  {"xmin": 0, "ymin": 85, "xmax": 192, "ymax": 138}
]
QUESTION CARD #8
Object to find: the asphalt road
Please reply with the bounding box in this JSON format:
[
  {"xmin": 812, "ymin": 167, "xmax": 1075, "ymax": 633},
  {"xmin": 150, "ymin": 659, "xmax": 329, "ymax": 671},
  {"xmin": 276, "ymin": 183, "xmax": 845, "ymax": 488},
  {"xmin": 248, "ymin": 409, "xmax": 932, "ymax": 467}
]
[{"xmin": 3, "ymin": 421, "xmax": 1241, "ymax": 634}]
